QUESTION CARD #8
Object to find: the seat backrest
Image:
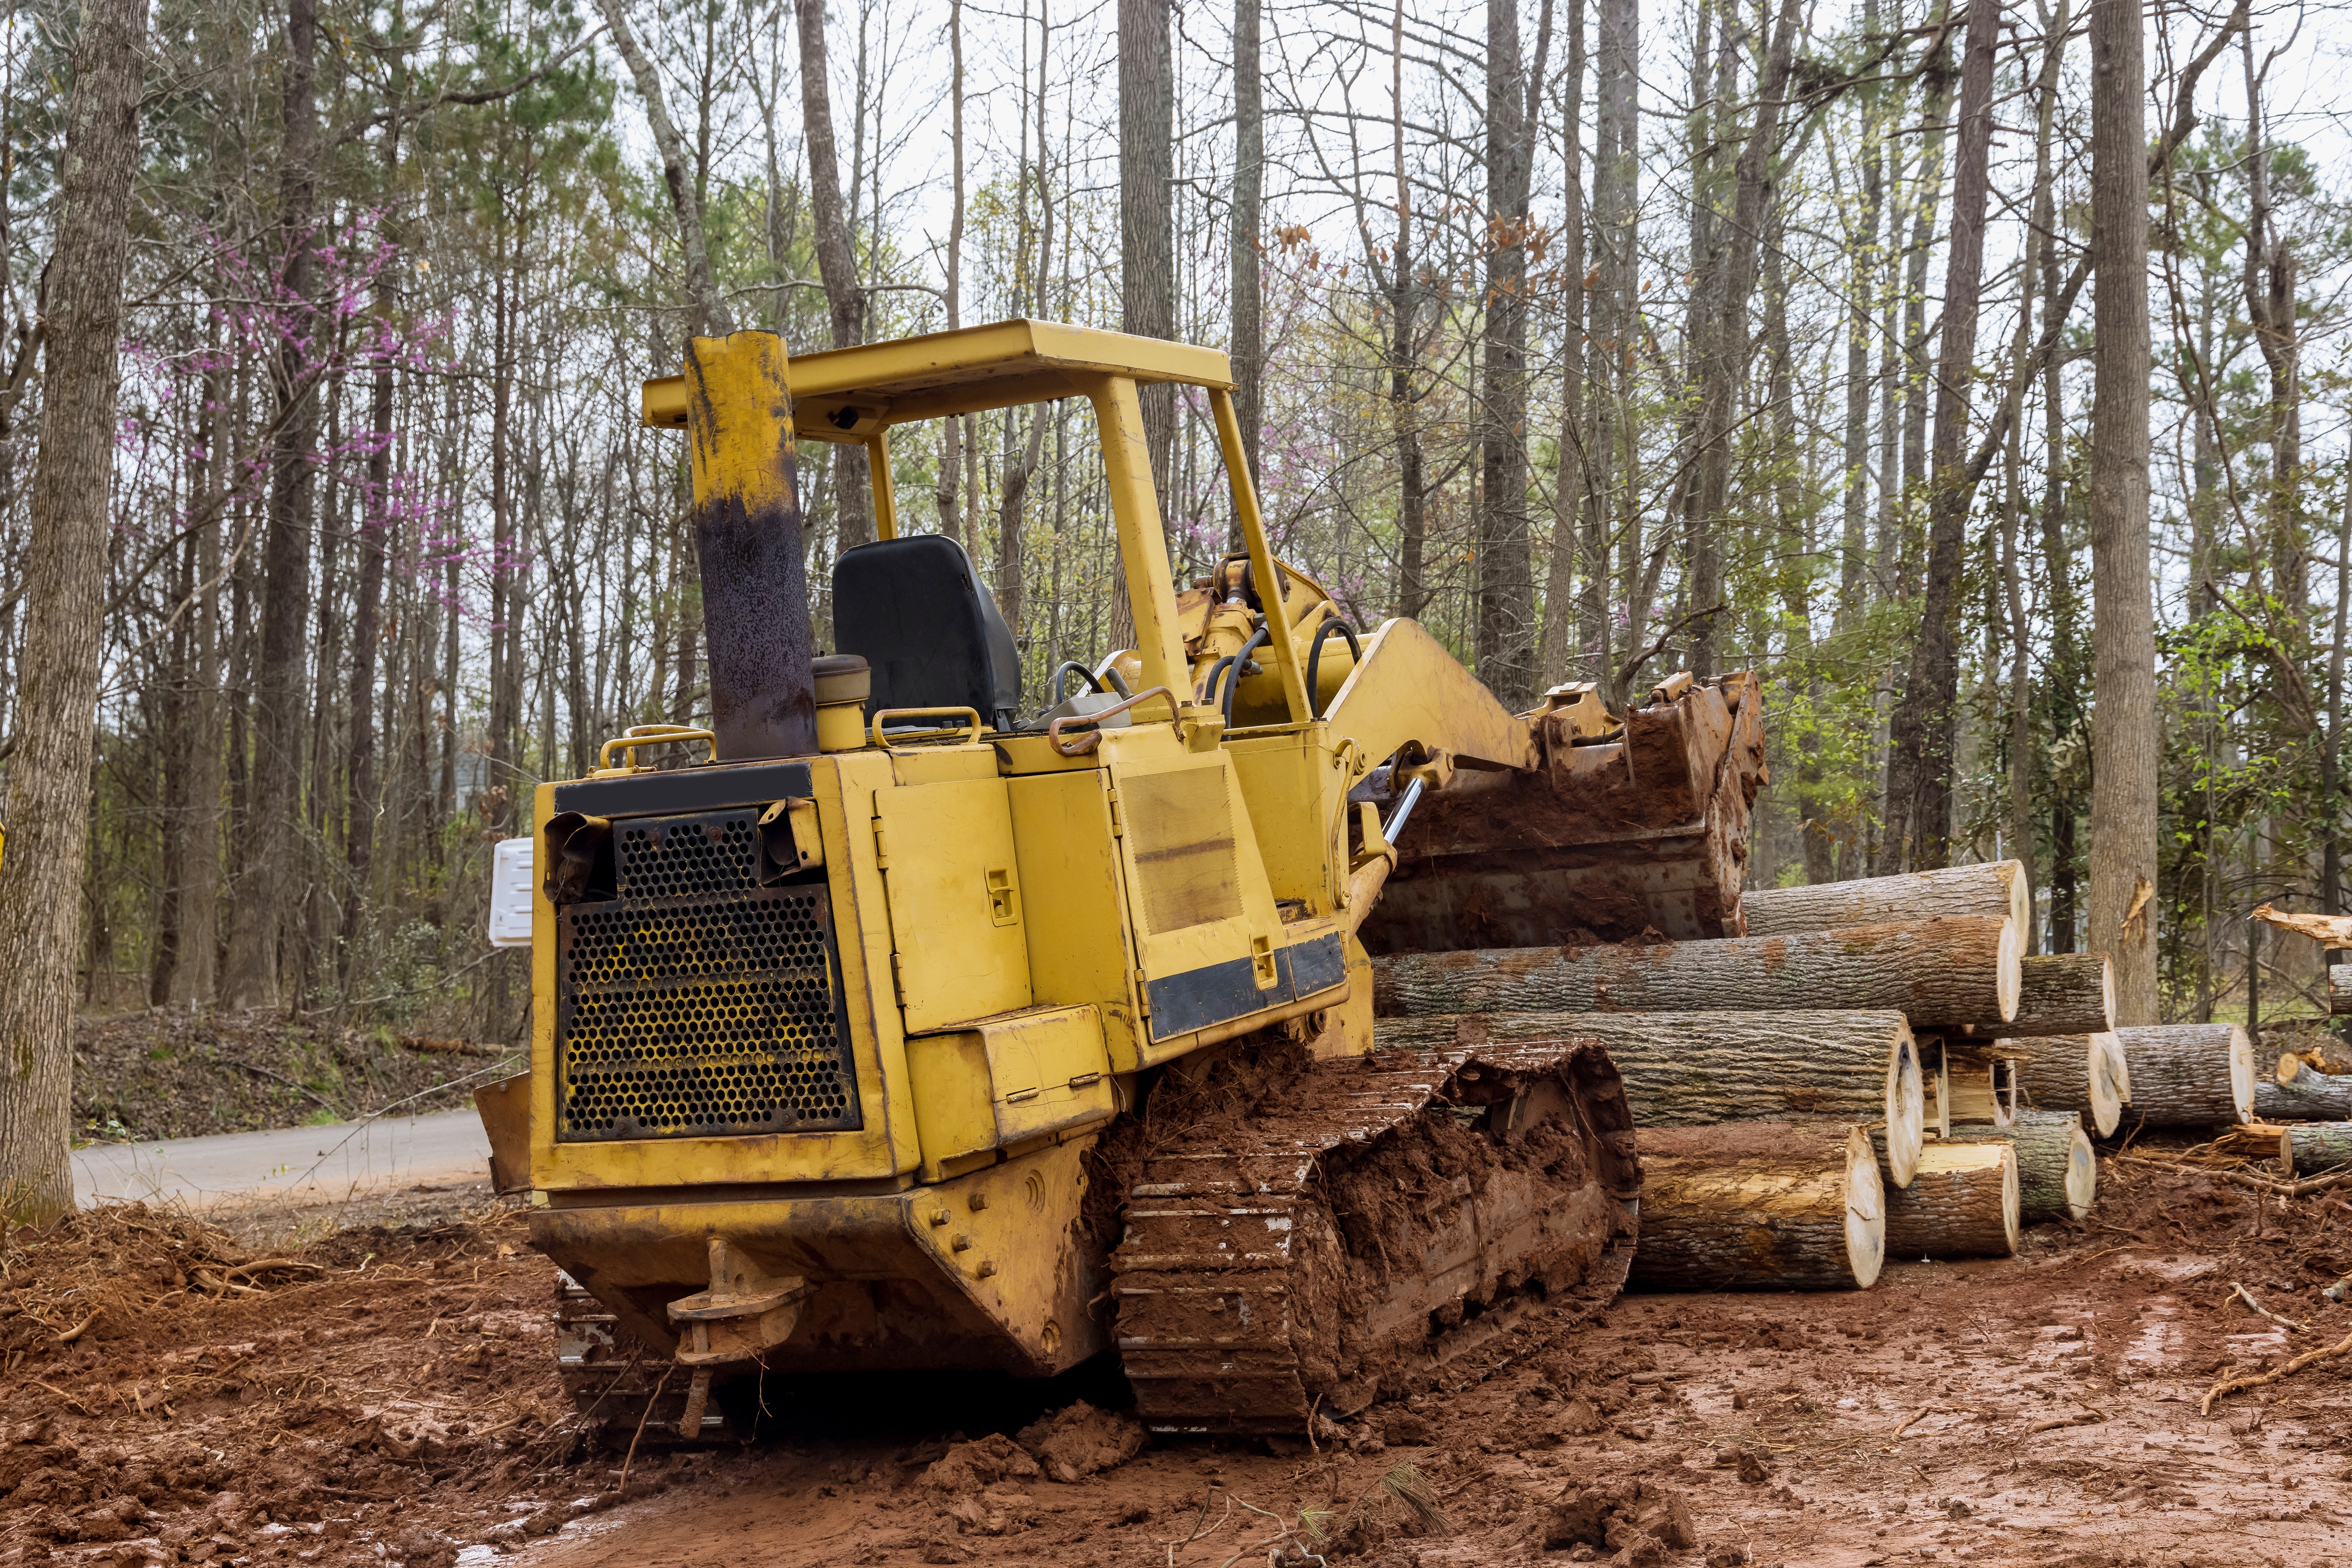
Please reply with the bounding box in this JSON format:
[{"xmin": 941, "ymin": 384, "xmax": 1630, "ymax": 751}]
[{"xmin": 832, "ymin": 535, "xmax": 1021, "ymax": 729}]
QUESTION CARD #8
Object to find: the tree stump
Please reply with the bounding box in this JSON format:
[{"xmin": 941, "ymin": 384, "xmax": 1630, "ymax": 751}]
[
  {"xmin": 1374, "ymin": 1009, "xmax": 1927, "ymax": 1187},
  {"xmin": 2114, "ymin": 1024, "xmax": 2253, "ymax": 1128},
  {"xmin": 1943, "ymin": 1109, "xmax": 2097, "ymax": 1221},
  {"xmin": 1869, "ymin": 1135, "xmax": 2019, "ymax": 1258},
  {"xmin": 1371, "ymin": 916, "xmax": 2019, "ymax": 1032},
  {"xmin": 1629, "ymin": 1124, "xmax": 1884, "ymax": 1291},
  {"xmin": 1738, "ymin": 862, "xmax": 2026, "ymax": 939},
  {"xmin": 2000, "ymin": 1032, "xmax": 2125, "ymax": 1138}
]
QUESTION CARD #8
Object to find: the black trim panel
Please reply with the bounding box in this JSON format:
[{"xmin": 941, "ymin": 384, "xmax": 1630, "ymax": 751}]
[
  {"xmin": 1148, "ymin": 953, "xmax": 1273, "ymax": 1039},
  {"xmin": 1284, "ymin": 930, "xmax": 1349, "ymax": 999},
  {"xmin": 552, "ymin": 760, "xmax": 815, "ymax": 819}
]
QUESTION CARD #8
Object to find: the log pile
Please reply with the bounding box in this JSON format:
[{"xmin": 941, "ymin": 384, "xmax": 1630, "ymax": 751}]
[
  {"xmin": 1369, "ymin": 861, "xmax": 2070, "ymax": 1294},
  {"xmin": 1370, "ymin": 859, "xmax": 2297, "ymax": 1296}
]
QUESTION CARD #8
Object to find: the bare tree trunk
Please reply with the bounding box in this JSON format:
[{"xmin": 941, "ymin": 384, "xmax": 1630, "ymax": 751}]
[
  {"xmin": 1112, "ymin": 0, "xmax": 1174, "ymax": 652},
  {"xmin": 1540, "ymin": 0, "xmax": 1586, "ymax": 687},
  {"xmin": 1881, "ymin": 0, "xmax": 2000, "ymax": 873},
  {"xmin": 796, "ymin": 0, "xmax": 871, "ymax": 549},
  {"xmin": 1837, "ymin": 0, "xmax": 1884, "ymax": 624},
  {"xmin": 222, "ymin": 0, "xmax": 324, "ymax": 1009},
  {"xmin": 0, "ymin": 0, "xmax": 146, "ymax": 1220},
  {"xmin": 2087, "ymin": 0, "xmax": 2158, "ymax": 1023},
  {"xmin": 1230, "ymin": 0, "xmax": 1262, "ymax": 544},
  {"xmin": 1473, "ymin": 0, "xmax": 1550, "ymax": 707},
  {"xmin": 173, "ymin": 351, "xmax": 227, "ymax": 1008},
  {"xmin": 1591, "ymin": 0, "xmax": 1637, "ymax": 706},
  {"xmin": 596, "ymin": 0, "xmax": 734, "ymax": 337},
  {"xmin": 1387, "ymin": 0, "xmax": 1428, "ymax": 622},
  {"xmin": 935, "ymin": 0, "xmax": 966, "ymax": 541},
  {"xmin": 1686, "ymin": 0, "xmax": 1801, "ymax": 677}
]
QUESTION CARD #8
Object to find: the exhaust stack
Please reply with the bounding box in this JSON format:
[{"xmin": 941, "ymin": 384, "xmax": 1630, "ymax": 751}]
[{"xmin": 682, "ymin": 332, "xmax": 818, "ymax": 761}]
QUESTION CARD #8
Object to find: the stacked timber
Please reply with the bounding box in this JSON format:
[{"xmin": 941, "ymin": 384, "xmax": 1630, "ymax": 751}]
[
  {"xmin": 1370, "ymin": 915, "xmax": 2021, "ymax": 1032},
  {"xmin": 1944, "ymin": 1110, "xmax": 2098, "ymax": 1222},
  {"xmin": 1371, "ymin": 1009, "xmax": 1925, "ymax": 1181},
  {"xmin": 2113, "ymin": 1024, "xmax": 2254, "ymax": 1128},
  {"xmin": 1628, "ymin": 1125, "xmax": 1885, "ymax": 1290},
  {"xmin": 1869, "ymin": 1133, "xmax": 2021, "ymax": 1258},
  {"xmin": 1999, "ymin": 1032, "xmax": 2128, "ymax": 1137},
  {"xmin": 1369, "ymin": 861, "xmax": 2049, "ymax": 1291}
]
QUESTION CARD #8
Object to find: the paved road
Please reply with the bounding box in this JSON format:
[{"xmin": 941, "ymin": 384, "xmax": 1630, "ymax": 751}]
[{"xmin": 73, "ymin": 1106, "xmax": 492, "ymax": 1212}]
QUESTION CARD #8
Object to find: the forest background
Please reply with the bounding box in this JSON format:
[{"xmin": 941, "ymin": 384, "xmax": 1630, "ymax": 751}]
[{"xmin": 0, "ymin": 0, "xmax": 2341, "ymax": 1109}]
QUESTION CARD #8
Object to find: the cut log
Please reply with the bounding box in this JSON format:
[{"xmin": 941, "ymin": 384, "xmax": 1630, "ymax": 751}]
[
  {"xmin": 1938, "ymin": 1042, "xmax": 2021, "ymax": 1126},
  {"xmin": 1923, "ymin": 1045, "xmax": 1950, "ymax": 1141},
  {"xmin": 1999, "ymin": 1032, "xmax": 2125, "ymax": 1138},
  {"xmin": 2281, "ymin": 1123, "xmax": 2352, "ymax": 1176},
  {"xmin": 1371, "ymin": 916, "xmax": 2019, "ymax": 1031},
  {"xmin": 1943, "ymin": 1109, "xmax": 2097, "ymax": 1222},
  {"xmin": 2114, "ymin": 1024, "xmax": 2254, "ymax": 1128},
  {"xmin": 1868, "ymin": 1136, "xmax": 2019, "ymax": 1258},
  {"xmin": 1629, "ymin": 1124, "xmax": 1884, "ymax": 1291},
  {"xmin": 2331, "ymin": 962, "xmax": 2352, "ymax": 1018},
  {"xmin": 1999, "ymin": 953, "xmax": 2114, "ymax": 1037},
  {"xmin": 1739, "ymin": 862, "xmax": 2026, "ymax": 939},
  {"xmin": 1372, "ymin": 1009, "xmax": 1926, "ymax": 1187},
  {"xmin": 2254, "ymin": 1059, "xmax": 2352, "ymax": 1122}
]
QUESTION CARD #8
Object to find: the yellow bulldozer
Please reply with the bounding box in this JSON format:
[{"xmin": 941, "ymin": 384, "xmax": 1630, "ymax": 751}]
[{"xmin": 472, "ymin": 320, "xmax": 1767, "ymax": 1441}]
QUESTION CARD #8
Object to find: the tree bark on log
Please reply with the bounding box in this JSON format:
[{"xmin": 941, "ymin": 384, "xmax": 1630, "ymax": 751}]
[
  {"xmin": 2257, "ymin": 1060, "xmax": 2352, "ymax": 1122},
  {"xmin": 1943, "ymin": 1109, "xmax": 2097, "ymax": 1221},
  {"xmin": 1371, "ymin": 917, "xmax": 2019, "ymax": 1031},
  {"xmin": 1739, "ymin": 862, "xmax": 2026, "ymax": 938},
  {"xmin": 2282, "ymin": 1123, "xmax": 2352, "ymax": 1176},
  {"xmin": 1868, "ymin": 1137, "xmax": 2019, "ymax": 1258},
  {"xmin": 2330, "ymin": 962, "xmax": 2352, "ymax": 1017},
  {"xmin": 1998, "ymin": 953, "xmax": 2114, "ymax": 1036},
  {"xmin": 2114, "ymin": 1024, "xmax": 2253, "ymax": 1128},
  {"xmin": 1938, "ymin": 1042, "xmax": 2020, "ymax": 1126},
  {"xmin": 1999, "ymin": 1033, "xmax": 2124, "ymax": 1137},
  {"xmin": 1372, "ymin": 1009, "xmax": 1925, "ymax": 1186},
  {"xmin": 1628, "ymin": 1125, "xmax": 1884, "ymax": 1291}
]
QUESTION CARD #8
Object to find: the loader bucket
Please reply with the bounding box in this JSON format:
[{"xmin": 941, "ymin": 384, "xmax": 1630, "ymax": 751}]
[{"xmin": 1356, "ymin": 673, "xmax": 1768, "ymax": 954}]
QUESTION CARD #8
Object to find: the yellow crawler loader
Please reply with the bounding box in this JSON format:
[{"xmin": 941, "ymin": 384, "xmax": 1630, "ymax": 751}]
[{"xmin": 473, "ymin": 321, "xmax": 1768, "ymax": 1440}]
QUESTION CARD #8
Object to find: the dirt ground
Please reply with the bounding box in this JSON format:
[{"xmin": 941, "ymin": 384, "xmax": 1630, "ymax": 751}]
[{"xmin": 5, "ymin": 1147, "xmax": 2350, "ymax": 1568}]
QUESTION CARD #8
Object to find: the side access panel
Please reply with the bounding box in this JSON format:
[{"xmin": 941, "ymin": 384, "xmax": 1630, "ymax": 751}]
[
  {"xmin": 874, "ymin": 777, "xmax": 1032, "ymax": 1032},
  {"xmin": 1108, "ymin": 751, "xmax": 1285, "ymax": 1053}
]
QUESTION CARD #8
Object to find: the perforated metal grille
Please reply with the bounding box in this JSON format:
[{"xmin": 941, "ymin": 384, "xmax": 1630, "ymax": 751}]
[
  {"xmin": 616, "ymin": 814, "xmax": 760, "ymax": 898},
  {"xmin": 555, "ymin": 810, "xmax": 860, "ymax": 1142}
]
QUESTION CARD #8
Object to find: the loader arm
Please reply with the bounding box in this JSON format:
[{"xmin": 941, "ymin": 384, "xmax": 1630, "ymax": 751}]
[{"xmin": 1317, "ymin": 617, "xmax": 1537, "ymax": 777}]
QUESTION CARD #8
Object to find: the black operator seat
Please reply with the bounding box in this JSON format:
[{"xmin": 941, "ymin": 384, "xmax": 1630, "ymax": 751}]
[{"xmin": 832, "ymin": 534, "xmax": 1022, "ymax": 731}]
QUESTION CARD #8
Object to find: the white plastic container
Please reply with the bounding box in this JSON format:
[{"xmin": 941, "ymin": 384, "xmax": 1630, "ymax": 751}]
[{"xmin": 488, "ymin": 837, "xmax": 536, "ymax": 948}]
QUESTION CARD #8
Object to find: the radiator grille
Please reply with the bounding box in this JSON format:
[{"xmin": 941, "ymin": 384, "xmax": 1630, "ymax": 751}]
[
  {"xmin": 1123, "ymin": 768, "xmax": 1244, "ymax": 934},
  {"xmin": 556, "ymin": 810, "xmax": 861, "ymax": 1141}
]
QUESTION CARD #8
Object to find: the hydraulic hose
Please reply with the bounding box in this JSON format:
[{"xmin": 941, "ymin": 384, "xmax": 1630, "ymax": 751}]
[
  {"xmin": 1222, "ymin": 624, "xmax": 1271, "ymax": 729},
  {"xmin": 1304, "ymin": 620, "xmax": 1361, "ymax": 718}
]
